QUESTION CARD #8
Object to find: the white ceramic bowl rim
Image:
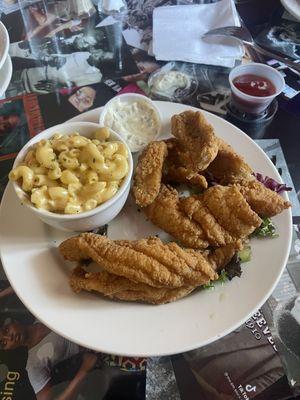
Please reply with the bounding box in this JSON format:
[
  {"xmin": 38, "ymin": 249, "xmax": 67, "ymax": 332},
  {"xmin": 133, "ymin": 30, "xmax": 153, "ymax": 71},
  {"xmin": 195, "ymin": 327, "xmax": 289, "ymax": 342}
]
[
  {"xmin": 0, "ymin": 55, "xmax": 13, "ymax": 97},
  {"xmin": 0, "ymin": 22, "xmax": 9, "ymax": 71},
  {"xmin": 11, "ymin": 122, "xmax": 133, "ymax": 220},
  {"xmin": 229, "ymin": 62, "xmax": 285, "ymax": 101}
]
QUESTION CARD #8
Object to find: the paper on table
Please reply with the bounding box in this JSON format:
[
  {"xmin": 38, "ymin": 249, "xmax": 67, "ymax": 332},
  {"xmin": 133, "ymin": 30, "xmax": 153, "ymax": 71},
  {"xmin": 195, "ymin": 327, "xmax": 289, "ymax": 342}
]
[
  {"xmin": 153, "ymin": 0, "xmax": 244, "ymax": 68},
  {"xmin": 96, "ymin": 15, "xmax": 118, "ymax": 27},
  {"xmin": 122, "ymin": 28, "xmax": 149, "ymax": 51}
]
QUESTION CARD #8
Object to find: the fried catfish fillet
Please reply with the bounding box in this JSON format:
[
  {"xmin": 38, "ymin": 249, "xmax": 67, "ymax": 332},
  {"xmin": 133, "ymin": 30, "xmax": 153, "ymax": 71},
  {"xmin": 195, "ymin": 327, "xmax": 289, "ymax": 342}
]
[
  {"xmin": 236, "ymin": 179, "xmax": 291, "ymax": 217},
  {"xmin": 117, "ymin": 239, "xmax": 216, "ymax": 281},
  {"xmin": 171, "ymin": 111, "xmax": 219, "ymax": 172},
  {"xmin": 59, "ymin": 233, "xmax": 217, "ymax": 288},
  {"xmin": 133, "ymin": 141, "xmax": 168, "ymax": 207},
  {"xmin": 180, "ymin": 195, "xmax": 236, "ymax": 247},
  {"xmin": 69, "ymin": 241, "xmax": 242, "ymax": 304},
  {"xmin": 208, "ymin": 241, "xmax": 243, "ymax": 271},
  {"xmin": 206, "ymin": 138, "xmax": 253, "ymax": 184},
  {"xmin": 180, "ymin": 185, "xmax": 262, "ymax": 246},
  {"xmin": 70, "ymin": 266, "xmax": 195, "ymax": 305},
  {"xmin": 202, "ymin": 185, "xmax": 262, "ymax": 238},
  {"xmin": 163, "ymin": 139, "xmax": 208, "ymax": 189},
  {"xmin": 144, "ymin": 184, "xmax": 209, "ymax": 249}
]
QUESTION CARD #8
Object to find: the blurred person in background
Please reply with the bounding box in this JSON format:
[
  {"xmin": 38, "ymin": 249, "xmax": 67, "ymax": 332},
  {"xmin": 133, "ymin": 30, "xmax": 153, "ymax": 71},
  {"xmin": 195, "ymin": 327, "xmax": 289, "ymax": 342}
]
[
  {"xmin": 68, "ymin": 86, "xmax": 96, "ymax": 112},
  {"xmin": 0, "ymin": 316, "xmax": 145, "ymax": 400},
  {"xmin": 0, "ymin": 114, "xmax": 20, "ymax": 136},
  {"xmin": 0, "ymin": 318, "xmax": 99, "ymax": 400}
]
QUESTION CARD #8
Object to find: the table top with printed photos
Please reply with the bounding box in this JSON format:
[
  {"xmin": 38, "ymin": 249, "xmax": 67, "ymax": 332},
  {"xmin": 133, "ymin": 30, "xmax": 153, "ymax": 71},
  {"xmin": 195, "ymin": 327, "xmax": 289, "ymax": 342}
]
[{"xmin": 0, "ymin": 1, "xmax": 300, "ymax": 400}]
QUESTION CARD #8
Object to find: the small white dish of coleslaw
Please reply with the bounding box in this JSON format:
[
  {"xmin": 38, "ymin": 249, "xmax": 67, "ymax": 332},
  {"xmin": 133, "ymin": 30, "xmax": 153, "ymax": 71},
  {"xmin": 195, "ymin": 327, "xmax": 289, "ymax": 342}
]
[{"xmin": 99, "ymin": 93, "xmax": 162, "ymax": 152}]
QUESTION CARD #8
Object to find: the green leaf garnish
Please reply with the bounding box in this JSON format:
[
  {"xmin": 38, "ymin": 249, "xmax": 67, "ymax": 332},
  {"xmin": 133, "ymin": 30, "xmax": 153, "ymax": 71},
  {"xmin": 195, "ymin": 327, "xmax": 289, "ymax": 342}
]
[
  {"xmin": 218, "ymin": 269, "xmax": 228, "ymax": 283},
  {"xmin": 253, "ymin": 217, "xmax": 278, "ymax": 238},
  {"xmin": 202, "ymin": 281, "xmax": 215, "ymax": 290},
  {"xmin": 203, "ymin": 269, "xmax": 228, "ymax": 290},
  {"xmin": 238, "ymin": 246, "xmax": 251, "ymax": 263}
]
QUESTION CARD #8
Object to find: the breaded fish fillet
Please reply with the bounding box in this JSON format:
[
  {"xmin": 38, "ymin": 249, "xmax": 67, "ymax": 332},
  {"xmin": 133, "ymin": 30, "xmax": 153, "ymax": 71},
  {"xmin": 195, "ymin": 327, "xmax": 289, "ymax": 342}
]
[
  {"xmin": 165, "ymin": 165, "xmax": 208, "ymax": 188},
  {"xmin": 180, "ymin": 195, "xmax": 236, "ymax": 247},
  {"xmin": 180, "ymin": 186, "xmax": 262, "ymax": 246},
  {"xmin": 133, "ymin": 141, "xmax": 168, "ymax": 207},
  {"xmin": 203, "ymin": 185, "xmax": 262, "ymax": 238},
  {"xmin": 171, "ymin": 111, "xmax": 219, "ymax": 172},
  {"xmin": 59, "ymin": 233, "xmax": 217, "ymax": 288},
  {"xmin": 70, "ymin": 266, "xmax": 195, "ymax": 305},
  {"xmin": 208, "ymin": 241, "xmax": 243, "ymax": 271},
  {"xmin": 163, "ymin": 139, "xmax": 208, "ymax": 189},
  {"xmin": 236, "ymin": 179, "xmax": 291, "ymax": 218},
  {"xmin": 117, "ymin": 239, "xmax": 216, "ymax": 281},
  {"xmin": 144, "ymin": 184, "xmax": 209, "ymax": 249},
  {"xmin": 207, "ymin": 138, "xmax": 253, "ymax": 184}
]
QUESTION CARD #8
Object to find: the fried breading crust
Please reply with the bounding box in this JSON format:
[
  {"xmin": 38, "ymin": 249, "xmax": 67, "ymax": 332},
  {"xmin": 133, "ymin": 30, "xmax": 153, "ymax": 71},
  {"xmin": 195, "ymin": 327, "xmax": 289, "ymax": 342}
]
[
  {"xmin": 208, "ymin": 241, "xmax": 243, "ymax": 271},
  {"xmin": 171, "ymin": 110, "xmax": 219, "ymax": 172},
  {"xmin": 180, "ymin": 186, "xmax": 262, "ymax": 246},
  {"xmin": 70, "ymin": 266, "xmax": 195, "ymax": 305},
  {"xmin": 207, "ymin": 138, "xmax": 253, "ymax": 184},
  {"xmin": 180, "ymin": 195, "xmax": 235, "ymax": 247},
  {"xmin": 202, "ymin": 185, "xmax": 262, "ymax": 238},
  {"xmin": 165, "ymin": 166, "xmax": 208, "ymax": 188},
  {"xmin": 59, "ymin": 233, "xmax": 217, "ymax": 288},
  {"xmin": 117, "ymin": 239, "xmax": 216, "ymax": 281},
  {"xmin": 63, "ymin": 235, "xmax": 243, "ymax": 304},
  {"xmin": 133, "ymin": 141, "xmax": 168, "ymax": 207},
  {"xmin": 236, "ymin": 179, "xmax": 291, "ymax": 217},
  {"xmin": 144, "ymin": 184, "xmax": 209, "ymax": 249},
  {"xmin": 163, "ymin": 139, "xmax": 208, "ymax": 189}
]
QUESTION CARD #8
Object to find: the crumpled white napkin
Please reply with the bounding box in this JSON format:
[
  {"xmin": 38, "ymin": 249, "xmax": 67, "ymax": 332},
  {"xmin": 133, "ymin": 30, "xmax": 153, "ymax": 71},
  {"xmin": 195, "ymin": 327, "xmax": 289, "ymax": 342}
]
[{"xmin": 153, "ymin": 0, "xmax": 244, "ymax": 68}]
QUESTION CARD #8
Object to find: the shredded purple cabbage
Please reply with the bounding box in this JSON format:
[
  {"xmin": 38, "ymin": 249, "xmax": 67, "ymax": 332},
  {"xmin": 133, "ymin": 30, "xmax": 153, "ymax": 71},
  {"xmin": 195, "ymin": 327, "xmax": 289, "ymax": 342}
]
[{"xmin": 253, "ymin": 173, "xmax": 292, "ymax": 194}]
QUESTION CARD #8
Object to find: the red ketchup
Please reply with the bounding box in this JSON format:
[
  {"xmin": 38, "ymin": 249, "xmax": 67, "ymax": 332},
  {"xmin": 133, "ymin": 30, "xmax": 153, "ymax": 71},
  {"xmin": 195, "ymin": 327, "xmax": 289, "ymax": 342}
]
[{"xmin": 233, "ymin": 74, "xmax": 276, "ymax": 97}]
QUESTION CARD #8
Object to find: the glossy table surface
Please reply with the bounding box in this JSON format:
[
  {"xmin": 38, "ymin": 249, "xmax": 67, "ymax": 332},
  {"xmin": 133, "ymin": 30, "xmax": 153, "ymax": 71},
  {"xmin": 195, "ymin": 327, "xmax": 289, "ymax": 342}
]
[{"xmin": 0, "ymin": 1, "xmax": 299, "ymax": 399}]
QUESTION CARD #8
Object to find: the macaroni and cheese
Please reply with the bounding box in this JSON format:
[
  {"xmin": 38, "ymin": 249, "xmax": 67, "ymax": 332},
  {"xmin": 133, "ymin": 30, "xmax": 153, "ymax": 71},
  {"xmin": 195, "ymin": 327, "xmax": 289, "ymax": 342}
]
[{"xmin": 9, "ymin": 127, "xmax": 129, "ymax": 214}]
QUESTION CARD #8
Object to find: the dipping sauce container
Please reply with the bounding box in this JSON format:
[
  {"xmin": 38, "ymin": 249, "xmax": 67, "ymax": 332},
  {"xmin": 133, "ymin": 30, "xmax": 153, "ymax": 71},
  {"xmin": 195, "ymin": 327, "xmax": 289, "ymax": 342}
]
[{"xmin": 229, "ymin": 63, "xmax": 285, "ymax": 114}]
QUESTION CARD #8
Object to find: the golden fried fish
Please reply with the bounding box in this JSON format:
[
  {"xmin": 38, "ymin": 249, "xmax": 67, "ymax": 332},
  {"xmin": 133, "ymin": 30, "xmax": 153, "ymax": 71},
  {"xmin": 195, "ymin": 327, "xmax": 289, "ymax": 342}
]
[
  {"xmin": 207, "ymin": 138, "xmax": 253, "ymax": 184},
  {"xmin": 59, "ymin": 233, "xmax": 217, "ymax": 288},
  {"xmin": 163, "ymin": 139, "xmax": 208, "ymax": 189},
  {"xmin": 236, "ymin": 179, "xmax": 291, "ymax": 217},
  {"xmin": 144, "ymin": 184, "xmax": 209, "ymax": 249},
  {"xmin": 133, "ymin": 141, "xmax": 168, "ymax": 207},
  {"xmin": 180, "ymin": 186, "xmax": 262, "ymax": 246},
  {"xmin": 171, "ymin": 111, "xmax": 219, "ymax": 172},
  {"xmin": 70, "ymin": 266, "xmax": 195, "ymax": 305}
]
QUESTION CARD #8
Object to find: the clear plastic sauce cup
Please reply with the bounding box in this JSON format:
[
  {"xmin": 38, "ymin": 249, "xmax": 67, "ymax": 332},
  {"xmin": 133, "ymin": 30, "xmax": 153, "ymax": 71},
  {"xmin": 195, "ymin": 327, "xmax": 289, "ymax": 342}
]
[{"xmin": 229, "ymin": 63, "xmax": 285, "ymax": 115}]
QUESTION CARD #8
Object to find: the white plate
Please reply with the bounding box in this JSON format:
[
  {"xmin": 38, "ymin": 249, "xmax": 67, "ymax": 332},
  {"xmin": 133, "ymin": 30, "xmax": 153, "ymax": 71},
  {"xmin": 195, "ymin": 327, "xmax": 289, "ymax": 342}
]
[
  {"xmin": 0, "ymin": 22, "xmax": 9, "ymax": 71},
  {"xmin": 281, "ymin": 0, "xmax": 300, "ymax": 20},
  {"xmin": 0, "ymin": 55, "xmax": 12, "ymax": 98},
  {"xmin": 0, "ymin": 101, "xmax": 292, "ymax": 357}
]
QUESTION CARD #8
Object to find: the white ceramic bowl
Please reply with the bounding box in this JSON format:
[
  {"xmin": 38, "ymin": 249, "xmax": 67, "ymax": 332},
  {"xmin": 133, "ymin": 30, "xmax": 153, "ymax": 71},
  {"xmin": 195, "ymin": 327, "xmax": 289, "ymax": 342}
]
[
  {"xmin": 0, "ymin": 22, "xmax": 9, "ymax": 71},
  {"xmin": 99, "ymin": 93, "xmax": 162, "ymax": 152},
  {"xmin": 0, "ymin": 55, "xmax": 12, "ymax": 98},
  {"xmin": 10, "ymin": 122, "xmax": 133, "ymax": 232}
]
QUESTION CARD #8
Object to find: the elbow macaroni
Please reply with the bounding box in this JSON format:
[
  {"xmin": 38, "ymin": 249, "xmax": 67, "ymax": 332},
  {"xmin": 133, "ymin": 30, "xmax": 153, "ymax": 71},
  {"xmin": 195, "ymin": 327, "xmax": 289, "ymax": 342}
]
[
  {"xmin": 9, "ymin": 128, "xmax": 129, "ymax": 214},
  {"xmin": 9, "ymin": 166, "xmax": 34, "ymax": 191}
]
